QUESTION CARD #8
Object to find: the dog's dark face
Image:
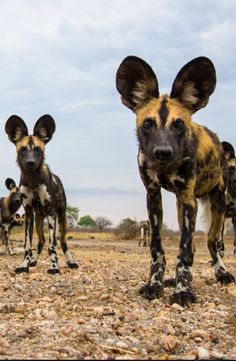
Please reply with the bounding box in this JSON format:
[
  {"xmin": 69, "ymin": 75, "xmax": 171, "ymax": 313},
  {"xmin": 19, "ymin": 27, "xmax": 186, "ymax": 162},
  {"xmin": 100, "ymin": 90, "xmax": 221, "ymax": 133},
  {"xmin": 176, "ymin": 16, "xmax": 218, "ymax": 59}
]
[
  {"xmin": 5, "ymin": 114, "xmax": 55, "ymax": 173},
  {"xmin": 136, "ymin": 96, "xmax": 191, "ymax": 168},
  {"xmin": 222, "ymin": 141, "xmax": 236, "ymax": 198},
  {"xmin": 5, "ymin": 178, "xmax": 22, "ymax": 208},
  {"xmin": 116, "ymin": 56, "xmax": 216, "ymax": 170},
  {"xmin": 16, "ymin": 136, "xmax": 45, "ymax": 172}
]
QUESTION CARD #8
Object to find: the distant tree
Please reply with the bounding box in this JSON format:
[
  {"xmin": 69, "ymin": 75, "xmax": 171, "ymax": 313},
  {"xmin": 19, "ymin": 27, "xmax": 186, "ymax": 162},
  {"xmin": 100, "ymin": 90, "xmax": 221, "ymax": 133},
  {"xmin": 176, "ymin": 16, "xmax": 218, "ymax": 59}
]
[
  {"xmin": 66, "ymin": 205, "xmax": 79, "ymax": 229},
  {"xmin": 78, "ymin": 215, "xmax": 97, "ymax": 228},
  {"xmin": 115, "ymin": 217, "xmax": 139, "ymax": 240},
  {"xmin": 95, "ymin": 216, "xmax": 112, "ymax": 231}
]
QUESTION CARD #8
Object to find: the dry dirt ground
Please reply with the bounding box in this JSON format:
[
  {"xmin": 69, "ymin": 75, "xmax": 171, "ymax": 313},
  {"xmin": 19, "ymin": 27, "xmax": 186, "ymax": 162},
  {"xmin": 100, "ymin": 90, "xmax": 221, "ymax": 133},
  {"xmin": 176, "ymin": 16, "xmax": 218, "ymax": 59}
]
[{"xmin": 0, "ymin": 232, "xmax": 235, "ymax": 360}]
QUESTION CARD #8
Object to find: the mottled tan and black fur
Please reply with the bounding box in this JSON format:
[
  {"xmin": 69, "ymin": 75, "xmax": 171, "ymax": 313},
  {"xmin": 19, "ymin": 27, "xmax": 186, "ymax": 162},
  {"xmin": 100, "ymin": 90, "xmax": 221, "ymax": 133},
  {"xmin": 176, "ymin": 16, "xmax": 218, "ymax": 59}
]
[
  {"xmin": 5, "ymin": 114, "xmax": 78, "ymax": 274},
  {"xmin": 0, "ymin": 178, "xmax": 23, "ymax": 254},
  {"xmin": 116, "ymin": 56, "xmax": 235, "ymax": 306}
]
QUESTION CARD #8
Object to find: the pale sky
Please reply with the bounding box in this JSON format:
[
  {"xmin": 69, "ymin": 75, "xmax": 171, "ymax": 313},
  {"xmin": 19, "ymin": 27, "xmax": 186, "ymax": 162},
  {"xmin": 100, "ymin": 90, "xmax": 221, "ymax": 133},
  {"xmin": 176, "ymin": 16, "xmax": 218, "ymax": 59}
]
[{"xmin": 0, "ymin": 0, "xmax": 235, "ymax": 229}]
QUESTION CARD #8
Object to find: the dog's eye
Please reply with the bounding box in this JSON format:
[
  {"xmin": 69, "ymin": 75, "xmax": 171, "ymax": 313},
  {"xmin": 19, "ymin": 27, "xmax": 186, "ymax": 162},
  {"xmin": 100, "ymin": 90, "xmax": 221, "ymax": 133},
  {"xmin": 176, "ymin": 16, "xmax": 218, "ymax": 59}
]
[
  {"xmin": 173, "ymin": 118, "xmax": 185, "ymax": 131},
  {"xmin": 34, "ymin": 147, "xmax": 41, "ymax": 154},
  {"xmin": 142, "ymin": 118, "xmax": 154, "ymax": 129},
  {"xmin": 20, "ymin": 147, "xmax": 27, "ymax": 154}
]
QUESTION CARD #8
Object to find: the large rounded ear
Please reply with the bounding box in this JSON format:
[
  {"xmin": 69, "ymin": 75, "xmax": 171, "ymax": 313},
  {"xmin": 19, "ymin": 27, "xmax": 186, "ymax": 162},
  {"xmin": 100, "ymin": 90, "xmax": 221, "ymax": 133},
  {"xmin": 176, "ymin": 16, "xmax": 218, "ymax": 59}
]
[
  {"xmin": 33, "ymin": 114, "xmax": 56, "ymax": 143},
  {"xmin": 116, "ymin": 56, "xmax": 159, "ymax": 112},
  {"xmin": 5, "ymin": 178, "xmax": 16, "ymax": 190},
  {"xmin": 170, "ymin": 57, "xmax": 216, "ymax": 113},
  {"xmin": 222, "ymin": 141, "xmax": 235, "ymax": 160},
  {"xmin": 5, "ymin": 115, "xmax": 28, "ymax": 144}
]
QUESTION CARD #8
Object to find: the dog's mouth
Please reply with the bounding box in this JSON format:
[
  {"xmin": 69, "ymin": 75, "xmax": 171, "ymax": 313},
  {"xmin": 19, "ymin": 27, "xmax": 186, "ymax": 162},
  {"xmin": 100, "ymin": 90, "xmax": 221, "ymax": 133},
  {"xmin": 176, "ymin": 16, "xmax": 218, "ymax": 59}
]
[
  {"xmin": 25, "ymin": 162, "xmax": 37, "ymax": 171},
  {"xmin": 14, "ymin": 199, "xmax": 21, "ymax": 206},
  {"xmin": 150, "ymin": 152, "xmax": 178, "ymax": 168}
]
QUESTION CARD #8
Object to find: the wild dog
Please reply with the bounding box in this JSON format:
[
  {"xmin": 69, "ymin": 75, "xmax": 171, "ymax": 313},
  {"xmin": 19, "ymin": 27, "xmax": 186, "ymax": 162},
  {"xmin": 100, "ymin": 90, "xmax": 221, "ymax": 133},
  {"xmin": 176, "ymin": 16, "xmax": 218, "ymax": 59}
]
[
  {"xmin": 221, "ymin": 141, "xmax": 236, "ymax": 256},
  {"xmin": 1, "ymin": 213, "xmax": 25, "ymax": 252},
  {"xmin": 10, "ymin": 213, "xmax": 25, "ymax": 228},
  {"xmin": 116, "ymin": 55, "xmax": 235, "ymax": 306},
  {"xmin": 0, "ymin": 178, "xmax": 23, "ymax": 254},
  {"xmin": 139, "ymin": 220, "xmax": 151, "ymax": 246},
  {"xmin": 5, "ymin": 114, "xmax": 78, "ymax": 274}
]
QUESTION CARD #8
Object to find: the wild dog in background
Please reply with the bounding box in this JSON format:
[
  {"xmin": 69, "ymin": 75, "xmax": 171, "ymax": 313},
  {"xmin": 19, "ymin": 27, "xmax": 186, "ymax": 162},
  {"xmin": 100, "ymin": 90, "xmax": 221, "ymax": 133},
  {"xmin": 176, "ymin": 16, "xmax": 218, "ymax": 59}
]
[
  {"xmin": 0, "ymin": 178, "xmax": 23, "ymax": 254},
  {"xmin": 1, "ymin": 213, "xmax": 25, "ymax": 252},
  {"xmin": 10, "ymin": 213, "xmax": 25, "ymax": 229},
  {"xmin": 139, "ymin": 220, "xmax": 151, "ymax": 246},
  {"xmin": 116, "ymin": 55, "xmax": 235, "ymax": 307},
  {"xmin": 221, "ymin": 141, "xmax": 236, "ymax": 256},
  {"xmin": 5, "ymin": 114, "xmax": 78, "ymax": 274}
]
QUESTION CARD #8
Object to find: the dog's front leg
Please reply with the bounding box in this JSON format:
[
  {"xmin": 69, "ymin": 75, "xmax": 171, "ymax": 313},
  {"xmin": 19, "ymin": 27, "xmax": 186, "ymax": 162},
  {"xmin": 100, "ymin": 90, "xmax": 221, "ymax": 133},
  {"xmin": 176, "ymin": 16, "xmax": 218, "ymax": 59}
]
[
  {"xmin": 30, "ymin": 212, "xmax": 46, "ymax": 267},
  {"xmin": 2, "ymin": 223, "xmax": 14, "ymax": 255},
  {"xmin": 47, "ymin": 214, "xmax": 60, "ymax": 274},
  {"xmin": 15, "ymin": 207, "xmax": 34, "ymax": 273},
  {"xmin": 169, "ymin": 198, "xmax": 197, "ymax": 307},
  {"xmin": 139, "ymin": 188, "xmax": 166, "ymax": 300}
]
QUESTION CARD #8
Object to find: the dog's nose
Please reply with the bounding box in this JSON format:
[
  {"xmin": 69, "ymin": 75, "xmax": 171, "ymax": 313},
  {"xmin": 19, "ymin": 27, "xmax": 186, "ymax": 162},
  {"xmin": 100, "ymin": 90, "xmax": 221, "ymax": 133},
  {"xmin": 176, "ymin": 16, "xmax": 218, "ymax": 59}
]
[
  {"xmin": 153, "ymin": 146, "xmax": 173, "ymax": 161},
  {"xmin": 26, "ymin": 160, "xmax": 36, "ymax": 170}
]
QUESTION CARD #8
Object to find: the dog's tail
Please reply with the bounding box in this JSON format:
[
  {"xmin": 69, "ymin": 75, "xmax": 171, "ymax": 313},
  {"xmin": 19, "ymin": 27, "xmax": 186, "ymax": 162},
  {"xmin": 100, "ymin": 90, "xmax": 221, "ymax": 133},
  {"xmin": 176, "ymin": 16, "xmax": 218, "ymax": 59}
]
[
  {"xmin": 200, "ymin": 196, "xmax": 211, "ymax": 238},
  {"xmin": 201, "ymin": 196, "xmax": 229, "ymax": 237}
]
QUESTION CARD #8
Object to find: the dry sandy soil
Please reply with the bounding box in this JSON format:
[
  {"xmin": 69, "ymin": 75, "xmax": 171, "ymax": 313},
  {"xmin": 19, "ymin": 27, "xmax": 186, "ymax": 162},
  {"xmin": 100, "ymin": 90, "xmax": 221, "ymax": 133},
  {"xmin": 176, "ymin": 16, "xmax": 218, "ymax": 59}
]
[{"xmin": 0, "ymin": 232, "xmax": 235, "ymax": 360}]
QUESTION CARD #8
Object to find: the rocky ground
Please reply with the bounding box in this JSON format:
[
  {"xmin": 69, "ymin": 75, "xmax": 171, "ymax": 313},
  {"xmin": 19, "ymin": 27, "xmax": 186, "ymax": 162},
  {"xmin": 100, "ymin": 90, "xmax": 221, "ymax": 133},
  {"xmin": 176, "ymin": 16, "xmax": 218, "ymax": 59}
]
[{"xmin": 0, "ymin": 233, "xmax": 235, "ymax": 360}]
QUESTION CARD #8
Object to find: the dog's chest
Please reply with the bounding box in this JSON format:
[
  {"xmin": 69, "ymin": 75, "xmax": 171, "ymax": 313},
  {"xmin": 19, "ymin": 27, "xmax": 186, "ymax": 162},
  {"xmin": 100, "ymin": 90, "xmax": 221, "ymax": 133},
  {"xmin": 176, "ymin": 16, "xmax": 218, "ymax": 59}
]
[
  {"xmin": 20, "ymin": 184, "xmax": 51, "ymax": 209},
  {"xmin": 138, "ymin": 151, "xmax": 186, "ymax": 192},
  {"xmin": 147, "ymin": 168, "xmax": 185, "ymax": 192}
]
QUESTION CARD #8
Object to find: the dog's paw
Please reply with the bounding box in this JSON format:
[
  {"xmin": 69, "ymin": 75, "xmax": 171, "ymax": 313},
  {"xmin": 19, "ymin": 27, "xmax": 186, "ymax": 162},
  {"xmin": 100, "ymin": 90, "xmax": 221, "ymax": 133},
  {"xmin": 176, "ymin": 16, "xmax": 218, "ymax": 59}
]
[
  {"xmin": 216, "ymin": 270, "xmax": 235, "ymax": 284},
  {"xmin": 15, "ymin": 266, "xmax": 29, "ymax": 274},
  {"xmin": 67, "ymin": 261, "xmax": 78, "ymax": 269},
  {"xmin": 163, "ymin": 278, "xmax": 176, "ymax": 288},
  {"xmin": 169, "ymin": 288, "xmax": 197, "ymax": 307},
  {"xmin": 47, "ymin": 268, "xmax": 60, "ymax": 275},
  {"xmin": 29, "ymin": 261, "xmax": 37, "ymax": 267},
  {"xmin": 139, "ymin": 283, "xmax": 164, "ymax": 300}
]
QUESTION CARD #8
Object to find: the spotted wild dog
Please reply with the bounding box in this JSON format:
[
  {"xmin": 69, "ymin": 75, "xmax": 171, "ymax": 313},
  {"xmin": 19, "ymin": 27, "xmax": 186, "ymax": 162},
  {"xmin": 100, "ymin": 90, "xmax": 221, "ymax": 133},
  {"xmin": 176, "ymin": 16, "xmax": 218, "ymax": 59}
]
[
  {"xmin": 5, "ymin": 114, "xmax": 78, "ymax": 274},
  {"xmin": 139, "ymin": 220, "xmax": 151, "ymax": 246},
  {"xmin": 1, "ymin": 213, "xmax": 25, "ymax": 252},
  {"xmin": 10, "ymin": 213, "xmax": 25, "ymax": 228},
  {"xmin": 0, "ymin": 178, "xmax": 23, "ymax": 254},
  {"xmin": 221, "ymin": 141, "xmax": 236, "ymax": 256},
  {"xmin": 116, "ymin": 55, "xmax": 235, "ymax": 306}
]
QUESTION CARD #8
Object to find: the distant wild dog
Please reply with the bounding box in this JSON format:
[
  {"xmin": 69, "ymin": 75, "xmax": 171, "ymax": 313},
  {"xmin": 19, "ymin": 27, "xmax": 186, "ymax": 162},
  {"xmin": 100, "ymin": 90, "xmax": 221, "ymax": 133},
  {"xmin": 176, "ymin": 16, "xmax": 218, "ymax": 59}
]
[
  {"xmin": 139, "ymin": 220, "xmax": 151, "ymax": 246},
  {"xmin": 1, "ymin": 213, "xmax": 25, "ymax": 252},
  {"xmin": 221, "ymin": 141, "xmax": 236, "ymax": 256},
  {"xmin": 11, "ymin": 213, "xmax": 25, "ymax": 228},
  {"xmin": 0, "ymin": 178, "xmax": 23, "ymax": 254},
  {"xmin": 5, "ymin": 114, "xmax": 78, "ymax": 274},
  {"xmin": 116, "ymin": 55, "xmax": 235, "ymax": 306}
]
